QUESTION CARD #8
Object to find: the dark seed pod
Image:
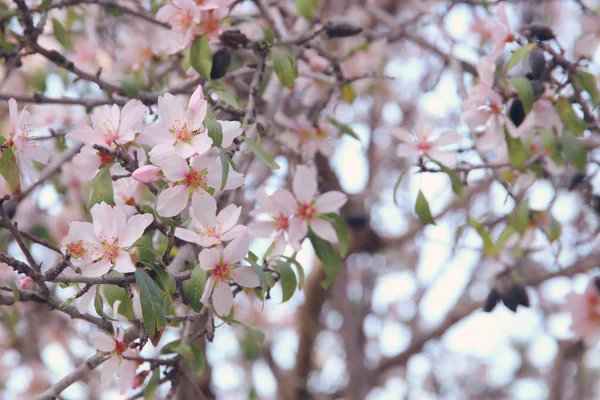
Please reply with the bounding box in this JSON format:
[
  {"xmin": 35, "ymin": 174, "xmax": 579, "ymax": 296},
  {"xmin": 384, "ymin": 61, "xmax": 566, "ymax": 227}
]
[
  {"xmin": 501, "ymin": 286, "xmax": 520, "ymax": 312},
  {"xmin": 483, "ymin": 288, "xmax": 501, "ymax": 312},
  {"xmin": 325, "ymin": 16, "xmax": 363, "ymax": 38},
  {"xmin": 530, "ymin": 79, "xmax": 545, "ymax": 96},
  {"xmin": 210, "ymin": 48, "xmax": 231, "ymax": 80},
  {"xmin": 219, "ymin": 29, "xmax": 250, "ymax": 49},
  {"xmin": 594, "ymin": 276, "xmax": 600, "ymax": 293},
  {"xmin": 528, "ymin": 47, "xmax": 546, "ymax": 79},
  {"xmin": 509, "ymin": 98, "xmax": 525, "ymax": 127},
  {"xmin": 513, "ymin": 284, "xmax": 530, "ymax": 308},
  {"xmin": 568, "ymin": 173, "xmax": 586, "ymax": 191},
  {"xmin": 345, "ymin": 215, "xmax": 367, "ymax": 228},
  {"xmin": 521, "ymin": 25, "xmax": 555, "ymax": 41}
]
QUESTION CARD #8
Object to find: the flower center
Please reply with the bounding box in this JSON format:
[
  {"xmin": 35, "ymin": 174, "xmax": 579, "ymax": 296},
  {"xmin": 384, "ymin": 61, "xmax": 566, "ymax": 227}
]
[
  {"xmin": 102, "ymin": 240, "xmax": 120, "ymax": 262},
  {"xmin": 202, "ymin": 224, "xmax": 221, "ymax": 239},
  {"xmin": 98, "ymin": 152, "xmax": 116, "ymax": 166},
  {"xmin": 214, "ymin": 259, "xmax": 230, "ymax": 280},
  {"xmin": 273, "ymin": 214, "xmax": 290, "ymax": 231},
  {"xmin": 114, "ymin": 340, "xmax": 128, "ymax": 355},
  {"xmin": 184, "ymin": 169, "xmax": 208, "ymax": 190},
  {"xmin": 298, "ymin": 202, "xmax": 317, "ymax": 221},
  {"xmin": 67, "ymin": 241, "xmax": 87, "ymax": 259},
  {"xmin": 202, "ymin": 11, "xmax": 220, "ymax": 33},
  {"xmin": 416, "ymin": 141, "xmax": 433, "ymax": 152},
  {"xmin": 170, "ymin": 120, "xmax": 192, "ymax": 143}
]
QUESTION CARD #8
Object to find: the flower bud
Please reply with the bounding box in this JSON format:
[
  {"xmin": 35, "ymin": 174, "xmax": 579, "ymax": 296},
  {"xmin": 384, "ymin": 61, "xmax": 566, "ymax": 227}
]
[
  {"xmin": 220, "ymin": 29, "xmax": 250, "ymax": 49},
  {"xmin": 19, "ymin": 276, "xmax": 34, "ymax": 290},
  {"xmin": 132, "ymin": 165, "xmax": 162, "ymax": 183},
  {"xmin": 211, "ymin": 48, "xmax": 232, "ymax": 80},
  {"xmin": 325, "ymin": 16, "xmax": 363, "ymax": 38},
  {"xmin": 509, "ymin": 98, "xmax": 525, "ymax": 127}
]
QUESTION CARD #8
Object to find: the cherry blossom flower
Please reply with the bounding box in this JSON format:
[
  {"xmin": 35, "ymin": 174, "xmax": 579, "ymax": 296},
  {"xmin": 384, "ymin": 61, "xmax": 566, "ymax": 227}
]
[
  {"xmin": 274, "ymin": 165, "xmax": 347, "ymax": 247},
  {"xmin": 390, "ymin": 124, "xmax": 461, "ymax": 167},
  {"xmin": 175, "ymin": 201, "xmax": 248, "ymax": 247},
  {"xmin": 575, "ymin": 15, "xmax": 600, "ymax": 57},
  {"xmin": 156, "ymin": 0, "xmax": 200, "ymax": 51},
  {"xmin": 564, "ymin": 280, "xmax": 600, "ymax": 346},
  {"xmin": 152, "ymin": 153, "xmax": 243, "ymax": 217},
  {"xmin": 248, "ymin": 187, "xmax": 296, "ymax": 252},
  {"xmin": 143, "ymin": 86, "xmax": 210, "ymax": 158},
  {"xmin": 280, "ymin": 116, "xmax": 336, "ymax": 157},
  {"xmin": 7, "ymin": 98, "xmax": 49, "ymax": 180},
  {"xmin": 199, "ymin": 235, "xmax": 259, "ymax": 316},
  {"xmin": 67, "ymin": 99, "xmax": 146, "ymax": 147},
  {"xmin": 93, "ymin": 318, "xmax": 139, "ymax": 392},
  {"xmin": 132, "ymin": 165, "xmax": 163, "ymax": 183},
  {"xmin": 490, "ymin": 3, "xmax": 515, "ymax": 51},
  {"xmin": 61, "ymin": 202, "xmax": 153, "ymax": 276}
]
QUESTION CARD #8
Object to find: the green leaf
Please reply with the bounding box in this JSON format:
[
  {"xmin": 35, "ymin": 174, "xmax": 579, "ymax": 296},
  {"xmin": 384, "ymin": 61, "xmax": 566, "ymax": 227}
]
[
  {"xmin": 342, "ymin": 83, "xmax": 355, "ymax": 103},
  {"xmin": 263, "ymin": 27, "xmax": 275, "ymax": 46},
  {"xmin": 507, "ymin": 77, "xmax": 534, "ymax": 114},
  {"xmin": 52, "ymin": 18, "xmax": 73, "ymax": 51},
  {"xmin": 549, "ymin": 216, "xmax": 561, "ymax": 242},
  {"xmin": 556, "ymin": 96, "xmax": 587, "ymax": 135},
  {"xmin": 327, "ymin": 118, "xmax": 360, "ymax": 141},
  {"xmin": 150, "ymin": 265, "xmax": 176, "ymax": 295},
  {"xmin": 276, "ymin": 260, "xmax": 297, "ymax": 303},
  {"xmin": 561, "ymin": 130, "xmax": 587, "ymax": 173},
  {"xmin": 213, "ymin": 90, "xmax": 239, "ymax": 108},
  {"xmin": 245, "ymin": 257, "xmax": 272, "ymax": 293},
  {"xmin": 508, "ymin": 200, "xmax": 529, "ymax": 234},
  {"xmin": 94, "ymin": 287, "xmax": 104, "ymax": 316},
  {"xmin": 6, "ymin": 279, "xmax": 19, "ymax": 302},
  {"xmin": 506, "ymin": 42, "xmax": 536, "ymax": 72},
  {"xmin": 393, "ymin": 167, "xmax": 410, "ymax": 206},
  {"xmin": 415, "ymin": 190, "xmax": 435, "ymax": 225},
  {"xmin": 308, "ymin": 229, "xmax": 341, "ymax": 288},
  {"xmin": 219, "ymin": 147, "xmax": 229, "ymax": 191},
  {"xmin": 39, "ymin": 0, "xmax": 53, "ymax": 9},
  {"xmin": 273, "ymin": 255, "xmax": 305, "ymax": 290},
  {"xmin": 243, "ymin": 136, "xmax": 280, "ymax": 169},
  {"xmin": 135, "ymin": 270, "xmax": 166, "ymax": 346},
  {"xmin": 190, "ymin": 35, "xmax": 212, "ymax": 79},
  {"xmin": 467, "ymin": 218, "xmax": 497, "ymax": 256},
  {"xmin": 0, "ymin": 142, "xmax": 21, "ymax": 193},
  {"xmin": 295, "ymin": 0, "xmax": 318, "ymax": 19},
  {"xmin": 160, "ymin": 340, "xmax": 204, "ymax": 373},
  {"xmin": 575, "ymin": 71, "xmax": 600, "ymax": 107},
  {"xmin": 320, "ymin": 213, "xmax": 350, "ymax": 257},
  {"xmin": 220, "ymin": 316, "xmax": 265, "ymax": 346},
  {"xmin": 122, "ymin": 73, "xmax": 146, "ymax": 98},
  {"xmin": 431, "ymin": 160, "xmax": 463, "ymax": 196},
  {"xmin": 103, "ymin": 284, "xmax": 127, "ymax": 306},
  {"xmin": 134, "ymin": 233, "xmax": 157, "ymax": 264},
  {"xmin": 182, "ymin": 265, "xmax": 206, "ymax": 312},
  {"xmin": 84, "ymin": 169, "xmax": 115, "ymax": 208},
  {"xmin": 143, "ymin": 368, "xmax": 160, "ymax": 400},
  {"xmin": 271, "ymin": 47, "xmax": 296, "ymax": 88},
  {"xmin": 205, "ymin": 120, "xmax": 223, "ymax": 147},
  {"xmin": 496, "ymin": 226, "xmax": 516, "ymax": 250},
  {"xmin": 504, "ymin": 128, "xmax": 527, "ymax": 171}
]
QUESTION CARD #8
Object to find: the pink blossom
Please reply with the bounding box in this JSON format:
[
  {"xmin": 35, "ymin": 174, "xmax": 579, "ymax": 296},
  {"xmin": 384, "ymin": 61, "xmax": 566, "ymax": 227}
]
[
  {"xmin": 564, "ymin": 280, "xmax": 600, "ymax": 346},
  {"xmin": 199, "ymin": 235, "xmax": 259, "ymax": 316},
  {"xmin": 575, "ymin": 15, "xmax": 600, "ymax": 57},
  {"xmin": 248, "ymin": 187, "xmax": 295, "ymax": 252},
  {"xmin": 143, "ymin": 86, "xmax": 210, "ymax": 158},
  {"xmin": 390, "ymin": 124, "xmax": 461, "ymax": 167},
  {"xmin": 490, "ymin": 3, "xmax": 515, "ymax": 51},
  {"xmin": 273, "ymin": 165, "xmax": 347, "ymax": 247},
  {"xmin": 280, "ymin": 116, "xmax": 336, "ymax": 157},
  {"xmin": 61, "ymin": 202, "xmax": 154, "ymax": 277},
  {"xmin": 19, "ymin": 276, "xmax": 34, "ymax": 290},
  {"xmin": 67, "ymin": 99, "xmax": 146, "ymax": 147},
  {"xmin": 132, "ymin": 165, "xmax": 163, "ymax": 183},
  {"xmin": 175, "ymin": 201, "xmax": 248, "ymax": 247},
  {"xmin": 7, "ymin": 98, "xmax": 49, "ymax": 180},
  {"xmin": 93, "ymin": 320, "xmax": 139, "ymax": 392},
  {"xmin": 156, "ymin": 0, "xmax": 200, "ymax": 51},
  {"xmin": 152, "ymin": 153, "xmax": 243, "ymax": 217}
]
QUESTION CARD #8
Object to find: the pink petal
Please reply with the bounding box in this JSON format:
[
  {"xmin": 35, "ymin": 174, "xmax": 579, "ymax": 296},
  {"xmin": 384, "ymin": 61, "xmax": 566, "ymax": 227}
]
[
  {"xmin": 221, "ymin": 225, "xmax": 249, "ymax": 241},
  {"xmin": 101, "ymin": 355, "xmax": 120, "ymax": 388},
  {"xmin": 199, "ymin": 248, "xmax": 220, "ymax": 271},
  {"xmin": 212, "ymin": 279, "xmax": 233, "ymax": 316},
  {"xmin": 433, "ymin": 131, "xmax": 462, "ymax": 147},
  {"xmin": 310, "ymin": 218, "xmax": 339, "ymax": 243},
  {"xmin": 200, "ymin": 275, "xmax": 216, "ymax": 305},
  {"xmin": 119, "ymin": 214, "xmax": 154, "ymax": 247},
  {"xmin": 191, "ymin": 134, "xmax": 212, "ymax": 155},
  {"xmin": 191, "ymin": 192, "xmax": 217, "ymax": 227},
  {"xmin": 174, "ymin": 227, "xmax": 203, "ymax": 244},
  {"xmin": 119, "ymin": 358, "xmax": 138, "ymax": 394},
  {"xmin": 114, "ymin": 251, "xmax": 136, "ymax": 273},
  {"xmin": 272, "ymin": 190, "xmax": 297, "ymax": 215},
  {"xmin": 158, "ymin": 155, "xmax": 189, "ymax": 182},
  {"xmin": 8, "ymin": 98, "xmax": 18, "ymax": 133},
  {"xmin": 223, "ymin": 234, "xmax": 250, "ymax": 265},
  {"xmin": 293, "ymin": 165, "xmax": 317, "ymax": 203},
  {"xmin": 219, "ymin": 120, "xmax": 243, "ymax": 148},
  {"xmin": 119, "ymin": 99, "xmax": 146, "ymax": 141},
  {"xmin": 396, "ymin": 143, "xmax": 419, "ymax": 157},
  {"xmin": 230, "ymin": 266, "xmax": 259, "ymax": 288},
  {"xmin": 93, "ymin": 331, "xmax": 116, "ymax": 352},
  {"xmin": 288, "ymin": 219, "xmax": 308, "ymax": 247},
  {"xmin": 217, "ymin": 204, "xmax": 241, "ymax": 232},
  {"xmin": 157, "ymin": 185, "xmax": 188, "ymax": 217},
  {"xmin": 426, "ymin": 149, "xmax": 457, "ymax": 168},
  {"xmin": 248, "ymin": 221, "xmax": 275, "ymax": 238},
  {"xmin": 314, "ymin": 191, "xmax": 347, "ymax": 213},
  {"xmin": 389, "ymin": 127, "xmax": 413, "ymax": 143}
]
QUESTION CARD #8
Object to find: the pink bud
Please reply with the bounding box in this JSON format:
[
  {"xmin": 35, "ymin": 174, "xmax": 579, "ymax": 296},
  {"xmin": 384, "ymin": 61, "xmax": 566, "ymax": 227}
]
[
  {"xmin": 188, "ymin": 85, "xmax": 206, "ymax": 112},
  {"xmin": 132, "ymin": 165, "xmax": 162, "ymax": 183},
  {"xmin": 19, "ymin": 276, "xmax": 33, "ymax": 290}
]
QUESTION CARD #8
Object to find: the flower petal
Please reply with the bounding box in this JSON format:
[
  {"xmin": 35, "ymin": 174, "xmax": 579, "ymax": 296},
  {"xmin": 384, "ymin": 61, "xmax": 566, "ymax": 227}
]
[
  {"xmin": 230, "ymin": 266, "xmax": 259, "ymax": 288},
  {"xmin": 199, "ymin": 248, "xmax": 220, "ymax": 271},
  {"xmin": 93, "ymin": 331, "xmax": 115, "ymax": 352},
  {"xmin": 389, "ymin": 127, "xmax": 413, "ymax": 143},
  {"xmin": 82, "ymin": 258, "xmax": 113, "ymax": 277},
  {"xmin": 288, "ymin": 219, "xmax": 308, "ymax": 249},
  {"xmin": 101, "ymin": 355, "xmax": 119, "ymax": 388},
  {"xmin": 191, "ymin": 192, "xmax": 217, "ymax": 227},
  {"xmin": 212, "ymin": 279, "xmax": 233, "ymax": 316},
  {"xmin": 118, "ymin": 214, "xmax": 154, "ymax": 247},
  {"xmin": 223, "ymin": 234, "xmax": 250, "ymax": 265},
  {"xmin": 314, "ymin": 191, "xmax": 347, "ymax": 213},
  {"xmin": 200, "ymin": 275, "xmax": 216, "ymax": 305},
  {"xmin": 157, "ymin": 185, "xmax": 188, "ymax": 217},
  {"xmin": 293, "ymin": 165, "xmax": 317, "ymax": 203},
  {"xmin": 310, "ymin": 218, "xmax": 339, "ymax": 243},
  {"xmin": 114, "ymin": 251, "xmax": 136, "ymax": 273}
]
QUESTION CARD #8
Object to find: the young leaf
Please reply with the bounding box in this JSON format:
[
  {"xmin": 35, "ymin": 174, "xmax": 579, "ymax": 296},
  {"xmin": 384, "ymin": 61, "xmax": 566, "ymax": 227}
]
[
  {"xmin": 245, "ymin": 257, "xmax": 272, "ymax": 293},
  {"xmin": 467, "ymin": 218, "xmax": 497, "ymax": 256},
  {"xmin": 276, "ymin": 260, "xmax": 297, "ymax": 303},
  {"xmin": 295, "ymin": 0, "xmax": 318, "ymax": 20},
  {"xmin": 307, "ymin": 229, "xmax": 341, "ymax": 288},
  {"xmin": 342, "ymin": 83, "xmax": 356, "ymax": 103},
  {"xmin": 122, "ymin": 73, "xmax": 146, "ymax": 98},
  {"xmin": 415, "ymin": 190, "xmax": 435, "ymax": 225},
  {"xmin": 150, "ymin": 265, "xmax": 176, "ymax": 295},
  {"xmin": 213, "ymin": 90, "xmax": 239, "ymax": 108},
  {"xmin": 319, "ymin": 213, "xmax": 350, "ymax": 257},
  {"xmin": 182, "ymin": 265, "xmax": 207, "ymax": 312},
  {"xmin": 507, "ymin": 77, "xmax": 534, "ymax": 114},
  {"xmin": 274, "ymin": 255, "xmax": 306, "ymax": 290},
  {"xmin": 135, "ymin": 270, "xmax": 166, "ymax": 346},
  {"xmin": 508, "ymin": 200, "xmax": 530, "ymax": 234},
  {"xmin": 431, "ymin": 160, "xmax": 463, "ymax": 196},
  {"xmin": 52, "ymin": 18, "xmax": 74, "ymax": 51},
  {"xmin": 556, "ymin": 96, "xmax": 587, "ymax": 135},
  {"xmin": 328, "ymin": 117, "xmax": 360, "ymax": 141},
  {"xmin": 205, "ymin": 120, "xmax": 223, "ymax": 147},
  {"xmin": 506, "ymin": 42, "xmax": 536, "ymax": 72},
  {"xmin": 271, "ymin": 47, "xmax": 296, "ymax": 88},
  {"xmin": 575, "ymin": 71, "xmax": 600, "ymax": 107},
  {"xmin": 504, "ymin": 129, "xmax": 527, "ymax": 171},
  {"xmin": 0, "ymin": 142, "xmax": 21, "ymax": 193},
  {"xmin": 219, "ymin": 147, "xmax": 229, "ymax": 191},
  {"xmin": 85, "ymin": 169, "xmax": 115, "ymax": 208},
  {"xmin": 190, "ymin": 35, "xmax": 212, "ymax": 79},
  {"xmin": 243, "ymin": 136, "xmax": 280, "ymax": 169},
  {"xmin": 6, "ymin": 279, "xmax": 19, "ymax": 302},
  {"xmin": 143, "ymin": 368, "xmax": 160, "ymax": 400},
  {"xmin": 561, "ymin": 130, "xmax": 587, "ymax": 173}
]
